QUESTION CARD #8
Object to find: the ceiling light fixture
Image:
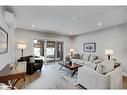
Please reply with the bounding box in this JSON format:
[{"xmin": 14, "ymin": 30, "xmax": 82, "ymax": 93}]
[
  {"xmin": 70, "ymin": 32, "xmax": 73, "ymax": 34},
  {"xmin": 32, "ymin": 25, "xmax": 35, "ymax": 27},
  {"xmin": 97, "ymin": 22, "xmax": 102, "ymax": 26},
  {"xmin": 77, "ymin": 18, "xmax": 80, "ymax": 21}
]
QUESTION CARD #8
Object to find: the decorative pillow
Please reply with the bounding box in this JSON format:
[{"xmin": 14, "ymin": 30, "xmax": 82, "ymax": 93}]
[
  {"xmin": 82, "ymin": 54, "xmax": 90, "ymax": 61},
  {"xmin": 94, "ymin": 57, "xmax": 104, "ymax": 64},
  {"xmin": 96, "ymin": 60, "xmax": 114, "ymax": 74},
  {"xmin": 76, "ymin": 59, "xmax": 84, "ymax": 65},
  {"xmin": 73, "ymin": 54, "xmax": 80, "ymax": 59},
  {"xmin": 89, "ymin": 54, "xmax": 97, "ymax": 62},
  {"xmin": 83, "ymin": 61, "xmax": 97, "ymax": 70}
]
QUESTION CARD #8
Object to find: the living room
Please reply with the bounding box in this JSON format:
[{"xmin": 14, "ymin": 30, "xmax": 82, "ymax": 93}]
[{"xmin": 0, "ymin": 5, "xmax": 127, "ymax": 90}]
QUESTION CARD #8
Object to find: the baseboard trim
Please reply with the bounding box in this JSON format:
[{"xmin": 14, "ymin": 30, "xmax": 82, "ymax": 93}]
[{"xmin": 122, "ymin": 72, "xmax": 127, "ymax": 77}]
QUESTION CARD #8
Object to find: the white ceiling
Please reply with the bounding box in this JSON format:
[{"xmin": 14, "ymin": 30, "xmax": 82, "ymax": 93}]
[{"xmin": 11, "ymin": 6, "xmax": 127, "ymax": 36}]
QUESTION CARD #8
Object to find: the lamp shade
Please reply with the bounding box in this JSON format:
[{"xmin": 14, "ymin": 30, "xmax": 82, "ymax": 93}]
[
  {"xmin": 105, "ymin": 49, "xmax": 113, "ymax": 55},
  {"xmin": 70, "ymin": 48, "xmax": 74, "ymax": 52},
  {"xmin": 17, "ymin": 43, "xmax": 27, "ymax": 49}
]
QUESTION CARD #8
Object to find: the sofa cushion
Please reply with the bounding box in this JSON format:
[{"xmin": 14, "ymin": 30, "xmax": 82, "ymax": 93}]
[
  {"xmin": 72, "ymin": 59, "xmax": 78, "ymax": 63},
  {"xmin": 89, "ymin": 54, "xmax": 97, "ymax": 62},
  {"xmin": 96, "ymin": 60, "xmax": 114, "ymax": 74},
  {"xmin": 94, "ymin": 57, "xmax": 104, "ymax": 64},
  {"xmin": 83, "ymin": 61, "xmax": 97, "ymax": 70},
  {"xmin": 72, "ymin": 59, "xmax": 84, "ymax": 65},
  {"xmin": 82, "ymin": 54, "xmax": 90, "ymax": 61}
]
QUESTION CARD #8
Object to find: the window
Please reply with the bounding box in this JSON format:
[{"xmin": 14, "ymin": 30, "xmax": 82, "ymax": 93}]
[
  {"xmin": 46, "ymin": 48, "xmax": 55, "ymax": 56},
  {"xmin": 34, "ymin": 48, "xmax": 40, "ymax": 56}
]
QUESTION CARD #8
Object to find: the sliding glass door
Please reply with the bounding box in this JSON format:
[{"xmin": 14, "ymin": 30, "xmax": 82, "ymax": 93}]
[
  {"xmin": 56, "ymin": 42, "xmax": 63, "ymax": 61},
  {"xmin": 46, "ymin": 41, "xmax": 56, "ymax": 63},
  {"xmin": 34, "ymin": 40, "xmax": 45, "ymax": 62},
  {"xmin": 33, "ymin": 39, "xmax": 63, "ymax": 64}
]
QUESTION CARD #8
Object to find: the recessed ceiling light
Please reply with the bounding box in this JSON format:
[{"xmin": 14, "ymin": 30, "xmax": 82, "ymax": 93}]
[
  {"xmin": 70, "ymin": 32, "xmax": 73, "ymax": 34},
  {"xmin": 77, "ymin": 18, "xmax": 80, "ymax": 21},
  {"xmin": 97, "ymin": 22, "xmax": 102, "ymax": 26},
  {"xmin": 32, "ymin": 25, "xmax": 35, "ymax": 27}
]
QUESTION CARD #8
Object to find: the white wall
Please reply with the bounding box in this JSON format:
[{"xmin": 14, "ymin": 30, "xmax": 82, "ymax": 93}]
[
  {"xmin": 0, "ymin": 7, "xmax": 15, "ymax": 70},
  {"xmin": 15, "ymin": 28, "xmax": 72, "ymax": 60},
  {"xmin": 72, "ymin": 23, "xmax": 127, "ymax": 72}
]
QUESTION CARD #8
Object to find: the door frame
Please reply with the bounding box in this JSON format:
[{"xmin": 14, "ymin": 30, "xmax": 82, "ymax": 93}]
[{"xmin": 32, "ymin": 37, "xmax": 65, "ymax": 64}]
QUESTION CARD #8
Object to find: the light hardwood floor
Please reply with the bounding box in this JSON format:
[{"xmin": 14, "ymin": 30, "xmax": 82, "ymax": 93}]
[
  {"xmin": 15, "ymin": 64, "xmax": 82, "ymax": 89},
  {"xmin": 15, "ymin": 64, "xmax": 127, "ymax": 89},
  {"xmin": 122, "ymin": 76, "xmax": 127, "ymax": 89}
]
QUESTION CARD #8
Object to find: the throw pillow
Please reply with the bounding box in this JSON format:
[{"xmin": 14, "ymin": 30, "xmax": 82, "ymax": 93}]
[
  {"xmin": 82, "ymin": 54, "xmax": 90, "ymax": 61},
  {"xmin": 73, "ymin": 54, "xmax": 80, "ymax": 59},
  {"xmin": 96, "ymin": 60, "xmax": 114, "ymax": 74},
  {"xmin": 83, "ymin": 61, "xmax": 97, "ymax": 70},
  {"xmin": 94, "ymin": 57, "xmax": 104, "ymax": 64},
  {"xmin": 89, "ymin": 54, "xmax": 97, "ymax": 62}
]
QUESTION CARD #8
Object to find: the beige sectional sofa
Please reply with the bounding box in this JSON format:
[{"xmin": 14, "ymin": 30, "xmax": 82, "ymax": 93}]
[{"xmin": 71, "ymin": 53, "xmax": 122, "ymax": 89}]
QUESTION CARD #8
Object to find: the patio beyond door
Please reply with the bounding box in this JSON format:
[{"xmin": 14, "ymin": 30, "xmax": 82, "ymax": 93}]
[{"xmin": 34, "ymin": 39, "xmax": 63, "ymax": 64}]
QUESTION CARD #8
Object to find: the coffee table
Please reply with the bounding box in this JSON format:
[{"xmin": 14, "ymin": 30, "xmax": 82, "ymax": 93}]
[
  {"xmin": 59, "ymin": 63, "xmax": 82, "ymax": 77},
  {"xmin": 0, "ymin": 62, "xmax": 26, "ymax": 89}
]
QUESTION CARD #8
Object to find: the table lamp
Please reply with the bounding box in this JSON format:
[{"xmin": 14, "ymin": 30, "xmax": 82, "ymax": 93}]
[
  {"xmin": 105, "ymin": 49, "xmax": 113, "ymax": 60},
  {"xmin": 17, "ymin": 43, "xmax": 27, "ymax": 57},
  {"xmin": 70, "ymin": 48, "xmax": 74, "ymax": 56}
]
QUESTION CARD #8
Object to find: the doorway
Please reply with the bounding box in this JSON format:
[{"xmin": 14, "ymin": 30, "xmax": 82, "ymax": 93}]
[{"xmin": 33, "ymin": 38, "xmax": 64, "ymax": 64}]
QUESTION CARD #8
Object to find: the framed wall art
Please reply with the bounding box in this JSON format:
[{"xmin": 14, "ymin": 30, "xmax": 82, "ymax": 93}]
[
  {"xmin": 84, "ymin": 42, "xmax": 96, "ymax": 52},
  {"xmin": 0, "ymin": 27, "xmax": 8, "ymax": 55}
]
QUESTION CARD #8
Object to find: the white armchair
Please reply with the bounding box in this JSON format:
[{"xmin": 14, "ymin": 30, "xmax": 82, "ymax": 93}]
[{"xmin": 77, "ymin": 66, "xmax": 122, "ymax": 89}]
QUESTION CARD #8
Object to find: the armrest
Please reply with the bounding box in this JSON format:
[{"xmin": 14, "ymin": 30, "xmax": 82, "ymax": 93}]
[
  {"xmin": 78, "ymin": 66, "xmax": 109, "ymax": 80},
  {"xmin": 105, "ymin": 66, "xmax": 122, "ymax": 89},
  {"xmin": 78, "ymin": 67, "xmax": 109, "ymax": 89},
  {"xmin": 27, "ymin": 62, "xmax": 34, "ymax": 68},
  {"xmin": 35, "ymin": 59, "xmax": 43, "ymax": 63}
]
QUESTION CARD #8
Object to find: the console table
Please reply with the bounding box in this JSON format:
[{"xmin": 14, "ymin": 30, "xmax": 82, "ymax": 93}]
[{"xmin": 0, "ymin": 62, "xmax": 26, "ymax": 89}]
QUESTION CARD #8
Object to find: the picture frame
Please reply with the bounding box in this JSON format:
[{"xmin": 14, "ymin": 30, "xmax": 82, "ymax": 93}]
[
  {"xmin": 84, "ymin": 42, "xmax": 96, "ymax": 52},
  {"xmin": 0, "ymin": 27, "xmax": 8, "ymax": 55}
]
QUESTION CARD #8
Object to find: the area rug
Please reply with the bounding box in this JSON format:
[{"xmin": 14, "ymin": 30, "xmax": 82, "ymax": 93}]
[
  {"xmin": 49, "ymin": 63, "xmax": 78, "ymax": 86},
  {"xmin": 62, "ymin": 75, "xmax": 78, "ymax": 86}
]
